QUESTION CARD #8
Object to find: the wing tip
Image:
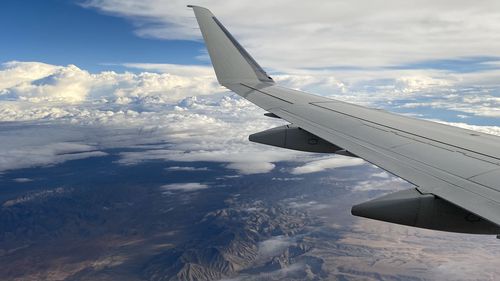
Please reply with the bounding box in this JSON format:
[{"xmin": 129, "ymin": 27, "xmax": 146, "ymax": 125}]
[
  {"xmin": 187, "ymin": 5, "xmax": 214, "ymax": 17},
  {"xmin": 187, "ymin": 5, "xmax": 208, "ymax": 10},
  {"xmin": 188, "ymin": 4, "xmax": 273, "ymax": 85}
]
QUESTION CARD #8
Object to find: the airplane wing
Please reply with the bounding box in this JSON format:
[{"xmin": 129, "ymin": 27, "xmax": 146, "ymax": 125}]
[{"xmin": 189, "ymin": 5, "xmax": 500, "ymax": 235}]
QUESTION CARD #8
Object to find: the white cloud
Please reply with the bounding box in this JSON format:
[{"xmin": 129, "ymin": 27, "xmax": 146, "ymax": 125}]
[
  {"xmin": 226, "ymin": 162, "xmax": 275, "ymax": 175},
  {"xmin": 351, "ymin": 178, "xmax": 407, "ymax": 192},
  {"xmin": 165, "ymin": 166, "xmax": 209, "ymax": 172},
  {"xmin": 8, "ymin": 64, "xmax": 93, "ymax": 103},
  {"xmin": 12, "ymin": 178, "xmax": 33, "ymax": 183},
  {"xmin": 0, "ymin": 76, "xmax": 305, "ymax": 175},
  {"xmin": 290, "ymin": 156, "xmax": 365, "ymax": 175},
  {"xmin": 3, "ymin": 60, "xmax": 500, "ymax": 123},
  {"xmin": 121, "ymin": 63, "xmax": 215, "ymax": 77},
  {"xmin": 0, "ymin": 61, "xmax": 60, "ymax": 90},
  {"xmin": 0, "ymin": 62, "xmax": 305, "ymax": 174},
  {"xmin": 429, "ymin": 120, "xmax": 500, "ymax": 136},
  {"xmin": 271, "ymin": 177, "xmax": 303, "ymax": 181},
  {"xmin": 0, "ymin": 142, "xmax": 108, "ymax": 172},
  {"xmin": 117, "ymin": 147, "xmax": 301, "ymax": 175},
  {"xmin": 287, "ymin": 200, "xmax": 329, "ymax": 210},
  {"xmin": 370, "ymin": 172, "xmax": 391, "ymax": 179},
  {"xmin": 0, "ymin": 61, "xmax": 220, "ymax": 104},
  {"xmin": 82, "ymin": 0, "xmax": 500, "ymax": 69},
  {"xmin": 160, "ymin": 182, "xmax": 209, "ymax": 192},
  {"xmin": 257, "ymin": 236, "xmax": 294, "ymax": 258},
  {"xmin": 2, "ymin": 187, "xmax": 70, "ymax": 207}
]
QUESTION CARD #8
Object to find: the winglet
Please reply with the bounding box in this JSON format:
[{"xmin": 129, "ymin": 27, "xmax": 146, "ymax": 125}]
[{"xmin": 188, "ymin": 5, "xmax": 274, "ymax": 86}]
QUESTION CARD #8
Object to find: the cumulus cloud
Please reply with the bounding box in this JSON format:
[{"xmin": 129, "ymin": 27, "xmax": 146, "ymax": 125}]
[
  {"xmin": 0, "ymin": 61, "xmax": 60, "ymax": 90},
  {"xmin": 9, "ymin": 64, "xmax": 93, "ymax": 102},
  {"xmin": 0, "ymin": 61, "xmax": 220, "ymax": 104},
  {"xmin": 290, "ymin": 156, "xmax": 365, "ymax": 175},
  {"xmin": 160, "ymin": 182, "xmax": 209, "ymax": 192}
]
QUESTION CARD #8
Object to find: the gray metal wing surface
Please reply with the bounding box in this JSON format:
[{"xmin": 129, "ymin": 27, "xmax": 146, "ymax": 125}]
[{"xmin": 189, "ymin": 5, "xmax": 500, "ymax": 235}]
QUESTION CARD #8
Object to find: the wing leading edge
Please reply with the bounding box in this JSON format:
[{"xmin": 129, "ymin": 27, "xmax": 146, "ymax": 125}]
[{"xmin": 189, "ymin": 6, "xmax": 500, "ymax": 236}]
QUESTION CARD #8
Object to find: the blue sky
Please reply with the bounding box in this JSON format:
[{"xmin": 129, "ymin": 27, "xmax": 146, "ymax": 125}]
[
  {"xmin": 0, "ymin": 0, "xmax": 205, "ymax": 72},
  {"xmin": 4, "ymin": 0, "xmax": 500, "ymax": 74}
]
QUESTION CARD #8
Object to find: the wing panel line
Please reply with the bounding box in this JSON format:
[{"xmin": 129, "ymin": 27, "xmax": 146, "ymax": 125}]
[{"xmin": 311, "ymin": 102, "xmax": 500, "ymax": 163}]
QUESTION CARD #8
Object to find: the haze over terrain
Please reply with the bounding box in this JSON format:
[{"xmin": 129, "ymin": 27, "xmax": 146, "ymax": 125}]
[{"xmin": 2, "ymin": 1, "xmax": 500, "ymax": 280}]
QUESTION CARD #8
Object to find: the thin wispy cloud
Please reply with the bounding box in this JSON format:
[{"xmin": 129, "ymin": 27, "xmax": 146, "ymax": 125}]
[
  {"xmin": 12, "ymin": 178, "xmax": 33, "ymax": 183},
  {"xmin": 257, "ymin": 236, "xmax": 294, "ymax": 258},
  {"xmin": 160, "ymin": 182, "xmax": 209, "ymax": 192},
  {"xmin": 165, "ymin": 166, "xmax": 210, "ymax": 172},
  {"xmin": 290, "ymin": 156, "xmax": 365, "ymax": 175},
  {"xmin": 0, "ymin": 140, "xmax": 107, "ymax": 172}
]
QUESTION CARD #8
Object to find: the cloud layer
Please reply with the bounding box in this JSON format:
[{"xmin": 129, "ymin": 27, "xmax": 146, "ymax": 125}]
[
  {"xmin": 0, "ymin": 61, "xmax": 303, "ymax": 174},
  {"xmin": 2, "ymin": 60, "xmax": 500, "ymax": 177},
  {"xmin": 82, "ymin": 0, "xmax": 500, "ymax": 69}
]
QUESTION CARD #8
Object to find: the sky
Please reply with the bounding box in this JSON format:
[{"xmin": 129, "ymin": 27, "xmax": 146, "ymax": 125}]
[
  {"xmin": 2, "ymin": 1, "xmax": 500, "ymax": 278},
  {"xmin": 0, "ymin": 0, "xmax": 205, "ymax": 71},
  {"xmin": 4, "ymin": 0, "xmax": 500, "ymax": 72}
]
